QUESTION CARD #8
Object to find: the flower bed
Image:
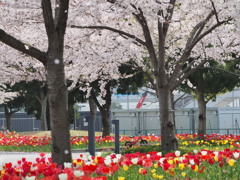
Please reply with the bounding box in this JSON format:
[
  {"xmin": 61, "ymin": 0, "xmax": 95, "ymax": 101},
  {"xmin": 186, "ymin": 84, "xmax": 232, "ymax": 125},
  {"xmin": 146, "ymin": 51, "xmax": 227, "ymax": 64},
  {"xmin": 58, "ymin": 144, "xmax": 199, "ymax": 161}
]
[
  {"xmin": 0, "ymin": 132, "xmax": 240, "ymax": 179},
  {"xmin": 1, "ymin": 148, "xmax": 240, "ymax": 179}
]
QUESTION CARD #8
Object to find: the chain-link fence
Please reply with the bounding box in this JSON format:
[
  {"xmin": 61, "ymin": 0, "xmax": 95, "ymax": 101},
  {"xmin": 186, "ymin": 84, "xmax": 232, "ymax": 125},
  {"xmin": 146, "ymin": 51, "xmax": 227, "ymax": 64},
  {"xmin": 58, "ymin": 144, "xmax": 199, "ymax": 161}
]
[{"xmin": 0, "ymin": 113, "xmax": 41, "ymax": 132}]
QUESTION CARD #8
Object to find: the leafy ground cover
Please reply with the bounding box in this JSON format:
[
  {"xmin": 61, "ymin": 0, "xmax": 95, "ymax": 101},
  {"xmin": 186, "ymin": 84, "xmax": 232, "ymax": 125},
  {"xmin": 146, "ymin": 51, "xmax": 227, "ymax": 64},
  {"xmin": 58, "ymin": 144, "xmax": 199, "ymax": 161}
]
[{"xmin": 0, "ymin": 132, "xmax": 240, "ymax": 179}]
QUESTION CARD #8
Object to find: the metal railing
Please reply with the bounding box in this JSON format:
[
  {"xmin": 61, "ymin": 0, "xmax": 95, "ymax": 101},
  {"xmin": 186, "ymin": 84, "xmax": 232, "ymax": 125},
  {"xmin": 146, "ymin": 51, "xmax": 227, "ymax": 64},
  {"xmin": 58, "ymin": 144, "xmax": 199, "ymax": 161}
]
[{"xmin": 119, "ymin": 128, "xmax": 240, "ymax": 136}]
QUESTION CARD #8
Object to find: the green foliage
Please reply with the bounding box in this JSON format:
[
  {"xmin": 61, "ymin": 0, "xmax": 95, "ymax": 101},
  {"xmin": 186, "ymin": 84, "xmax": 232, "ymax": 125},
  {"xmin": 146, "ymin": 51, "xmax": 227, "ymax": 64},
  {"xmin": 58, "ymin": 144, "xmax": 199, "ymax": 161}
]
[
  {"xmin": 121, "ymin": 145, "xmax": 193, "ymax": 155},
  {"xmin": 180, "ymin": 59, "xmax": 240, "ymax": 102},
  {"xmin": 121, "ymin": 145, "xmax": 161, "ymax": 154},
  {"xmin": 67, "ymin": 81, "xmax": 86, "ymax": 124},
  {"xmin": 116, "ymin": 62, "xmax": 146, "ymax": 94},
  {"xmin": 22, "ymin": 80, "xmax": 47, "ymax": 120}
]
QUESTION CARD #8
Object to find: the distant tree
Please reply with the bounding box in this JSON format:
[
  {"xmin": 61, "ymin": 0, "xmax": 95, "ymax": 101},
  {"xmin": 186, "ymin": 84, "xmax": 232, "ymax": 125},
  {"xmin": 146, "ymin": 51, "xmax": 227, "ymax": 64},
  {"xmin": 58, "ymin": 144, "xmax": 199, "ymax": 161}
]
[
  {"xmin": 181, "ymin": 60, "xmax": 240, "ymax": 140},
  {"xmin": 91, "ymin": 63, "xmax": 146, "ymax": 137},
  {"xmin": 1, "ymin": 83, "xmax": 25, "ymax": 131}
]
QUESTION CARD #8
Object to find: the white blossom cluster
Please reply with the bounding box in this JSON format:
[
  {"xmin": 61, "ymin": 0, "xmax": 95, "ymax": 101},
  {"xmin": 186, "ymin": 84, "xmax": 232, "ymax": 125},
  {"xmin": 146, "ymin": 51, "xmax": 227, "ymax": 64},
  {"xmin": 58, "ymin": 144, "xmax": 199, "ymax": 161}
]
[{"xmin": 0, "ymin": 0, "xmax": 240, "ymax": 101}]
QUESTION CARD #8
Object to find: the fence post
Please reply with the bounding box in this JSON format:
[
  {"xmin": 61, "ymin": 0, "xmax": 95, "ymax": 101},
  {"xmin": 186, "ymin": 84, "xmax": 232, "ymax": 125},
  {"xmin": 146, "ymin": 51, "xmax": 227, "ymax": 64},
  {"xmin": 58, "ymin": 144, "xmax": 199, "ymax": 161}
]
[
  {"xmin": 32, "ymin": 117, "xmax": 35, "ymax": 131},
  {"xmin": 112, "ymin": 119, "xmax": 120, "ymax": 154},
  {"xmin": 87, "ymin": 116, "xmax": 95, "ymax": 156}
]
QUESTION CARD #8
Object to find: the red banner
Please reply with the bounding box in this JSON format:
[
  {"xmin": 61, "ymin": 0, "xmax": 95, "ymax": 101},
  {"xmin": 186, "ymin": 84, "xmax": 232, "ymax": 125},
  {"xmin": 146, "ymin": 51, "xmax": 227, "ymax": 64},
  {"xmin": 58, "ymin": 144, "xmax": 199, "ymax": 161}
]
[{"xmin": 136, "ymin": 92, "xmax": 148, "ymax": 109}]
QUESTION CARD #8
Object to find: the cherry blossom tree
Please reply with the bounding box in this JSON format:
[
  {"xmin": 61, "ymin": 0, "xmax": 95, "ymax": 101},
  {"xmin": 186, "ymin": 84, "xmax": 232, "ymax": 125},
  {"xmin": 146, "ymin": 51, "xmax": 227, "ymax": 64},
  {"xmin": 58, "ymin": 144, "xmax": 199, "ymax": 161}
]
[
  {"xmin": 71, "ymin": 0, "xmax": 240, "ymax": 152},
  {"xmin": 0, "ymin": 0, "xmax": 72, "ymax": 166}
]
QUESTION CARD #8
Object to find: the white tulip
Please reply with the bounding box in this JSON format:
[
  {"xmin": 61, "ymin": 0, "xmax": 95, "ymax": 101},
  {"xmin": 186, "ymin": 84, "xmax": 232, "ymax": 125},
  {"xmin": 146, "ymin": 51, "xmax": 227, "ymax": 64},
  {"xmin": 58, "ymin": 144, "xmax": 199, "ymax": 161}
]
[
  {"xmin": 64, "ymin": 162, "xmax": 72, "ymax": 168},
  {"xmin": 59, "ymin": 173, "xmax": 68, "ymax": 180},
  {"xmin": 175, "ymin": 150, "xmax": 181, "ymax": 157},
  {"xmin": 74, "ymin": 170, "xmax": 84, "ymax": 177},
  {"xmin": 233, "ymin": 152, "xmax": 240, "ymax": 159},
  {"xmin": 25, "ymin": 176, "xmax": 36, "ymax": 180},
  {"xmin": 190, "ymin": 159, "xmax": 195, "ymax": 165},
  {"xmin": 201, "ymin": 151, "xmax": 207, "ymax": 156},
  {"xmin": 131, "ymin": 158, "xmax": 138, "ymax": 164},
  {"xmin": 193, "ymin": 150, "xmax": 198, "ymax": 154}
]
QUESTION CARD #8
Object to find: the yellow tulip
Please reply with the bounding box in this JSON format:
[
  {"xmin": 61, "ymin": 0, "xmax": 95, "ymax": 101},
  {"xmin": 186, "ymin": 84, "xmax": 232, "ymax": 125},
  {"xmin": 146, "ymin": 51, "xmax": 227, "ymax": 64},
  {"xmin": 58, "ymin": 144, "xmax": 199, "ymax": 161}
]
[
  {"xmin": 168, "ymin": 159, "xmax": 173, "ymax": 164},
  {"xmin": 154, "ymin": 163, "xmax": 158, "ymax": 168},
  {"xmin": 151, "ymin": 169, "xmax": 156, "ymax": 173},
  {"xmin": 138, "ymin": 168, "xmax": 144, "ymax": 174},
  {"xmin": 152, "ymin": 173, "xmax": 158, "ymax": 179},
  {"xmin": 181, "ymin": 172, "xmax": 186, "ymax": 177},
  {"xmin": 158, "ymin": 175, "xmax": 164, "ymax": 179},
  {"xmin": 123, "ymin": 165, "xmax": 129, "ymax": 171},
  {"xmin": 228, "ymin": 159, "xmax": 234, "ymax": 167},
  {"xmin": 194, "ymin": 165, "xmax": 199, "ymax": 172},
  {"xmin": 179, "ymin": 163, "xmax": 185, "ymax": 170},
  {"xmin": 118, "ymin": 177, "xmax": 125, "ymax": 180}
]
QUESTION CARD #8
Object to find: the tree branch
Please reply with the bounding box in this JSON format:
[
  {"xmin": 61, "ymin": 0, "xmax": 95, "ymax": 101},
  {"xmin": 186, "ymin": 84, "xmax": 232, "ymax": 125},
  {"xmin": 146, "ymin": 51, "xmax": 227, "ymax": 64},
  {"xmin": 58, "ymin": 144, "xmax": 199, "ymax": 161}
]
[
  {"xmin": 210, "ymin": 0, "xmax": 220, "ymax": 23},
  {"xmin": 41, "ymin": 0, "xmax": 55, "ymax": 38},
  {"xmin": 185, "ymin": 11, "xmax": 214, "ymax": 52},
  {"xmin": 55, "ymin": 0, "xmax": 69, "ymax": 36},
  {"xmin": 70, "ymin": 25, "xmax": 146, "ymax": 46},
  {"xmin": 131, "ymin": 4, "xmax": 158, "ymax": 71},
  {"xmin": 0, "ymin": 29, "xmax": 47, "ymax": 66},
  {"xmin": 163, "ymin": 0, "xmax": 176, "ymax": 37},
  {"xmin": 173, "ymin": 59, "xmax": 208, "ymax": 89},
  {"xmin": 170, "ymin": 10, "xmax": 227, "ymax": 86}
]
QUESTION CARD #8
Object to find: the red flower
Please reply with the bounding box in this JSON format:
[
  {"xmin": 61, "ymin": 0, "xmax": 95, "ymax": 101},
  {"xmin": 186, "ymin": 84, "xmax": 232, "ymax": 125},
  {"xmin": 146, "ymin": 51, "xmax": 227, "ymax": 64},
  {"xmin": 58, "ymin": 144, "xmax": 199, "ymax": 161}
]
[
  {"xmin": 208, "ymin": 158, "xmax": 214, "ymax": 165},
  {"xmin": 163, "ymin": 163, "xmax": 170, "ymax": 171},
  {"xmin": 110, "ymin": 164, "xmax": 119, "ymax": 173},
  {"xmin": 143, "ymin": 159, "xmax": 153, "ymax": 168},
  {"xmin": 39, "ymin": 152, "xmax": 46, "ymax": 157},
  {"xmin": 219, "ymin": 162, "xmax": 224, "ymax": 168}
]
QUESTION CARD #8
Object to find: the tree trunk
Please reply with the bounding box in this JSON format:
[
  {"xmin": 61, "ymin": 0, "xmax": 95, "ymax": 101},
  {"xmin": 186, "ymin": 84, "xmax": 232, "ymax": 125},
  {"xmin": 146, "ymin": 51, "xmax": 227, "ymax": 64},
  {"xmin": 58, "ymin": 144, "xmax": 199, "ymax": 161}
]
[
  {"xmin": 89, "ymin": 96, "xmax": 97, "ymax": 120},
  {"xmin": 91, "ymin": 82, "xmax": 112, "ymax": 137},
  {"xmin": 158, "ymin": 87, "xmax": 178, "ymax": 152},
  {"xmin": 197, "ymin": 89, "xmax": 207, "ymax": 140},
  {"xmin": 47, "ymin": 36, "xmax": 72, "ymax": 166},
  {"xmin": 37, "ymin": 89, "xmax": 48, "ymax": 131},
  {"xmin": 3, "ymin": 105, "xmax": 14, "ymax": 132},
  {"xmin": 100, "ymin": 107, "xmax": 110, "ymax": 137}
]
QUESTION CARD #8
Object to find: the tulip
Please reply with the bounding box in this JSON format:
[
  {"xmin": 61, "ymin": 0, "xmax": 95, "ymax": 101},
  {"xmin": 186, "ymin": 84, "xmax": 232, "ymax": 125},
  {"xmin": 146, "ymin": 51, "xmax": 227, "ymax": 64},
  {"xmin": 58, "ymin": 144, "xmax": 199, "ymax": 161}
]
[
  {"xmin": 74, "ymin": 170, "xmax": 84, "ymax": 177},
  {"xmin": 104, "ymin": 158, "xmax": 111, "ymax": 166},
  {"xmin": 131, "ymin": 158, "xmax": 138, "ymax": 164},
  {"xmin": 138, "ymin": 168, "xmax": 147, "ymax": 175},
  {"xmin": 25, "ymin": 176, "xmax": 36, "ymax": 180},
  {"xmin": 175, "ymin": 150, "xmax": 181, "ymax": 157},
  {"xmin": 118, "ymin": 177, "xmax": 125, "ymax": 180},
  {"xmin": 213, "ymin": 151, "xmax": 219, "ymax": 157},
  {"xmin": 96, "ymin": 152, "xmax": 102, "ymax": 157},
  {"xmin": 190, "ymin": 159, "xmax": 195, "ymax": 165},
  {"xmin": 233, "ymin": 152, "xmax": 239, "ymax": 159},
  {"xmin": 58, "ymin": 173, "xmax": 68, "ymax": 180},
  {"xmin": 228, "ymin": 159, "xmax": 234, "ymax": 166},
  {"xmin": 179, "ymin": 163, "xmax": 185, "ymax": 170},
  {"xmin": 151, "ymin": 169, "xmax": 156, "ymax": 173},
  {"xmin": 201, "ymin": 151, "xmax": 207, "ymax": 156},
  {"xmin": 116, "ymin": 154, "xmax": 122, "ymax": 160},
  {"xmin": 64, "ymin": 162, "xmax": 72, "ymax": 168},
  {"xmin": 123, "ymin": 165, "xmax": 129, "ymax": 171},
  {"xmin": 181, "ymin": 172, "xmax": 186, "ymax": 177},
  {"xmin": 193, "ymin": 150, "xmax": 198, "ymax": 154}
]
